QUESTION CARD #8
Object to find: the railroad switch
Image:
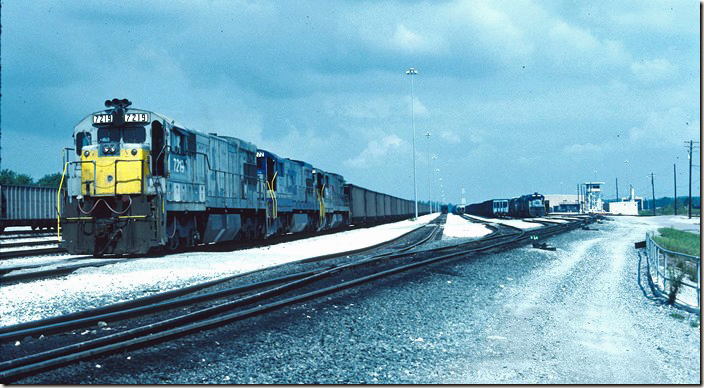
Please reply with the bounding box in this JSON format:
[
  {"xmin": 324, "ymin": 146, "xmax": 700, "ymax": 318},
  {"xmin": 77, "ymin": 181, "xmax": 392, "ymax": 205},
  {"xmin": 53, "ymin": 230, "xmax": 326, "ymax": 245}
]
[{"xmin": 530, "ymin": 235, "xmax": 556, "ymax": 251}]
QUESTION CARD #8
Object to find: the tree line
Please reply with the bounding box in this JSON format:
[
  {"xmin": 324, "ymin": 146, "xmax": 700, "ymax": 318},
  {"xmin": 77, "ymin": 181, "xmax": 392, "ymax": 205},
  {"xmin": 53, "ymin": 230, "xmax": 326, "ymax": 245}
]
[{"xmin": 0, "ymin": 169, "xmax": 63, "ymax": 188}]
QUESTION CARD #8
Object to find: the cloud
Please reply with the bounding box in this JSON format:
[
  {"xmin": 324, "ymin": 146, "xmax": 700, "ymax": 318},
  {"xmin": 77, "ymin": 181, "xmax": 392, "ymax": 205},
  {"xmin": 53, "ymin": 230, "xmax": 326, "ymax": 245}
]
[
  {"xmin": 562, "ymin": 142, "xmax": 614, "ymax": 155},
  {"xmin": 389, "ymin": 24, "xmax": 446, "ymax": 55},
  {"xmin": 344, "ymin": 134, "xmax": 403, "ymax": 169},
  {"xmin": 440, "ymin": 131, "xmax": 461, "ymax": 144},
  {"xmin": 630, "ymin": 58, "xmax": 677, "ymax": 83},
  {"xmin": 628, "ymin": 107, "xmax": 698, "ymax": 147}
]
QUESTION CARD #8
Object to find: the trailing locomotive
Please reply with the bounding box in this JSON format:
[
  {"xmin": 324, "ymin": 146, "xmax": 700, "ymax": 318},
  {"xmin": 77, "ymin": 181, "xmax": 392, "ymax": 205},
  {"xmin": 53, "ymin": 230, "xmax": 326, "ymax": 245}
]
[
  {"xmin": 510, "ymin": 193, "xmax": 545, "ymax": 218},
  {"xmin": 462, "ymin": 193, "xmax": 545, "ymax": 218},
  {"xmin": 59, "ymin": 99, "xmax": 429, "ymax": 256}
]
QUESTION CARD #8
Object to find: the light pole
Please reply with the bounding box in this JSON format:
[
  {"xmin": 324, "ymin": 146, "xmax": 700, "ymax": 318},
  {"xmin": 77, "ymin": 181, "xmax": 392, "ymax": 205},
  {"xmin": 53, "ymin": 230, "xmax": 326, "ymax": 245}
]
[
  {"xmin": 431, "ymin": 157, "xmax": 437, "ymax": 212},
  {"xmin": 425, "ymin": 132, "xmax": 431, "ymax": 213},
  {"xmin": 434, "ymin": 167, "xmax": 440, "ymax": 212},
  {"xmin": 624, "ymin": 160, "xmax": 630, "ymax": 197},
  {"xmin": 406, "ymin": 67, "xmax": 418, "ymax": 219}
]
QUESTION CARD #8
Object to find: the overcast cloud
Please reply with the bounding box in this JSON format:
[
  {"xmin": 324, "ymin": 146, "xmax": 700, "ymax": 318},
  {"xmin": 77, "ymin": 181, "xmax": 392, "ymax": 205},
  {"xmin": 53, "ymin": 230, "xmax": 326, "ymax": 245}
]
[{"xmin": 1, "ymin": 0, "xmax": 699, "ymax": 204}]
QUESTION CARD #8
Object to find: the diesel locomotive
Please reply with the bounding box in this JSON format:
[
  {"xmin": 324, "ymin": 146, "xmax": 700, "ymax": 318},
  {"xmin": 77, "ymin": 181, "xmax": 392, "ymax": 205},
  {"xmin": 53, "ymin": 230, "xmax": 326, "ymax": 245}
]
[{"xmin": 59, "ymin": 99, "xmax": 428, "ymax": 256}]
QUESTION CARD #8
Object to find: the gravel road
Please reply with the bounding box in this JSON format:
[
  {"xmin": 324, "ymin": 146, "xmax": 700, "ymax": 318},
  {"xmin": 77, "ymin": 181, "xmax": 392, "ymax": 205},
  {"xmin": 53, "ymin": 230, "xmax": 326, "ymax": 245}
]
[{"xmin": 14, "ymin": 216, "xmax": 700, "ymax": 384}]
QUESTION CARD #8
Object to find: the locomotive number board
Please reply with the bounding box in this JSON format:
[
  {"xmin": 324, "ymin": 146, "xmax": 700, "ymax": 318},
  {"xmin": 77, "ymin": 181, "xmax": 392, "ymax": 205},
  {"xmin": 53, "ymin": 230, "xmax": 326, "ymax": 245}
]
[
  {"xmin": 93, "ymin": 113, "xmax": 149, "ymax": 124},
  {"xmin": 125, "ymin": 113, "xmax": 149, "ymax": 123},
  {"xmin": 93, "ymin": 114, "xmax": 114, "ymax": 124}
]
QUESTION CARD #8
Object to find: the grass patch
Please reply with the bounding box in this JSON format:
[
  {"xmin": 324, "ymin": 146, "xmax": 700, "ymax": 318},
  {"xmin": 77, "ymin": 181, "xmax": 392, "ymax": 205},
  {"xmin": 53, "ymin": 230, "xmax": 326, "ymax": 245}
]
[
  {"xmin": 653, "ymin": 228, "xmax": 701, "ymax": 257},
  {"xmin": 690, "ymin": 317, "xmax": 700, "ymax": 328},
  {"xmin": 670, "ymin": 312, "xmax": 685, "ymax": 320}
]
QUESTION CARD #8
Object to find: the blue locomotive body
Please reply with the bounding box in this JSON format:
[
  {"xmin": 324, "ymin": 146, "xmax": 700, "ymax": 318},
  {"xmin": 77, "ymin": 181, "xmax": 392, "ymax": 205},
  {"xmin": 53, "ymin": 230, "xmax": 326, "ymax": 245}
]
[
  {"xmin": 510, "ymin": 193, "xmax": 545, "ymax": 218},
  {"xmin": 60, "ymin": 100, "xmax": 429, "ymax": 256}
]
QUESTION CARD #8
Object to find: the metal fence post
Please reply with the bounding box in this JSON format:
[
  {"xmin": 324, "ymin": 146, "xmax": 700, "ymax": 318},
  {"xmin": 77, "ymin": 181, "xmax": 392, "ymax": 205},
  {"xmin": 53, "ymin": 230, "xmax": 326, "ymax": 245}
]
[{"xmin": 663, "ymin": 249, "xmax": 668, "ymax": 292}]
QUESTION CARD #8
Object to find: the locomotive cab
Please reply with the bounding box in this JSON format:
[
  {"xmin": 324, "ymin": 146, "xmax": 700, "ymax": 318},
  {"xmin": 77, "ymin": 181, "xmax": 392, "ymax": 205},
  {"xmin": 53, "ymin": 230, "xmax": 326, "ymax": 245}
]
[
  {"xmin": 74, "ymin": 100, "xmax": 154, "ymax": 197},
  {"xmin": 62, "ymin": 99, "xmax": 168, "ymax": 255}
]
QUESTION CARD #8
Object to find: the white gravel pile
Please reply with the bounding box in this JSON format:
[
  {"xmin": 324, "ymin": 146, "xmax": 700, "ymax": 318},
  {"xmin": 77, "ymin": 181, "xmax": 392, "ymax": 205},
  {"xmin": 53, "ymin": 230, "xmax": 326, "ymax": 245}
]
[
  {"xmin": 533, "ymin": 217, "xmax": 568, "ymax": 223},
  {"xmin": 0, "ymin": 213, "xmax": 439, "ymax": 326},
  {"xmin": 442, "ymin": 214, "xmax": 493, "ymax": 239}
]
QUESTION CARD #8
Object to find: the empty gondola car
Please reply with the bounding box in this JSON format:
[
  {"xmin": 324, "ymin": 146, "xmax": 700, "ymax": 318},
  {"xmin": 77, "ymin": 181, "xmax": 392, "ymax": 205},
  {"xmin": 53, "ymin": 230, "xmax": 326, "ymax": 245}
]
[
  {"xmin": 465, "ymin": 198, "xmax": 510, "ymax": 218},
  {"xmin": 0, "ymin": 185, "xmax": 57, "ymax": 233}
]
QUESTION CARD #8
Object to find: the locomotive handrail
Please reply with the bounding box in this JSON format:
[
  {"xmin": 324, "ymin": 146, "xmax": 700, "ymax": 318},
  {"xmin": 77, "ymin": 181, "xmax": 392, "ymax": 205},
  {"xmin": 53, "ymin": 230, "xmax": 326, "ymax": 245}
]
[
  {"xmin": 265, "ymin": 172, "xmax": 278, "ymax": 219},
  {"xmin": 56, "ymin": 162, "xmax": 70, "ymax": 242},
  {"xmin": 317, "ymin": 184, "xmax": 326, "ymax": 224}
]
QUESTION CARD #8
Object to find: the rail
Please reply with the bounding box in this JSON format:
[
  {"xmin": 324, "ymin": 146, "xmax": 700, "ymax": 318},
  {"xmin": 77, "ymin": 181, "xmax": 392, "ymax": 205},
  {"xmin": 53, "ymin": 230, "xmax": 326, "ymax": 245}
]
[{"xmin": 645, "ymin": 231, "xmax": 700, "ymax": 311}]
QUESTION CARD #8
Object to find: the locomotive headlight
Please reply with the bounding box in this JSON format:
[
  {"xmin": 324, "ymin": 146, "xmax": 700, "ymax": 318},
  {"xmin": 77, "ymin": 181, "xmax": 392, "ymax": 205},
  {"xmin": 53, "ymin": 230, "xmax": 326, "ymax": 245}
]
[
  {"xmin": 103, "ymin": 146, "xmax": 109, "ymax": 153},
  {"xmin": 110, "ymin": 146, "xmax": 116, "ymax": 153},
  {"xmin": 84, "ymin": 150, "xmax": 90, "ymax": 157},
  {"xmin": 131, "ymin": 149, "xmax": 138, "ymax": 155}
]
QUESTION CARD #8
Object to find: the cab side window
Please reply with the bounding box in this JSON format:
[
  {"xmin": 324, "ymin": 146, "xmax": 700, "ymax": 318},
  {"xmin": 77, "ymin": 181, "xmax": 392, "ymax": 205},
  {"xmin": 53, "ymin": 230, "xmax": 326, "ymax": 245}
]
[
  {"xmin": 75, "ymin": 132, "xmax": 92, "ymax": 155},
  {"xmin": 171, "ymin": 130, "xmax": 185, "ymax": 155}
]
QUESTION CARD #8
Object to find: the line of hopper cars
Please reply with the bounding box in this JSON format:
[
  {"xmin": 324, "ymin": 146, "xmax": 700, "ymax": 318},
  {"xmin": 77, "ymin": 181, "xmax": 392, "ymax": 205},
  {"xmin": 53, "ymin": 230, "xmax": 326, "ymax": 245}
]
[
  {"xmin": 456, "ymin": 192, "xmax": 546, "ymax": 218},
  {"xmin": 58, "ymin": 99, "xmax": 430, "ymax": 256},
  {"xmin": 0, "ymin": 185, "xmax": 57, "ymax": 233}
]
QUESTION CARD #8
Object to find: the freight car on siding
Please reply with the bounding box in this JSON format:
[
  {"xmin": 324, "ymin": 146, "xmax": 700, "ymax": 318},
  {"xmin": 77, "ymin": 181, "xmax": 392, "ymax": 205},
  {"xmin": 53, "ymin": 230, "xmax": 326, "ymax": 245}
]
[
  {"xmin": 465, "ymin": 199, "xmax": 510, "ymax": 218},
  {"xmin": 344, "ymin": 184, "xmax": 425, "ymax": 225},
  {"xmin": 462, "ymin": 193, "xmax": 544, "ymax": 218},
  {"xmin": 0, "ymin": 185, "xmax": 57, "ymax": 233}
]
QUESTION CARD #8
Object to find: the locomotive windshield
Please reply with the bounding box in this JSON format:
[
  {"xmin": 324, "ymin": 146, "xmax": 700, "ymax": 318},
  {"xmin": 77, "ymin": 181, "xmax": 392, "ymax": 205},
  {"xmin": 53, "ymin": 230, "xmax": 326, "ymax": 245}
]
[
  {"xmin": 531, "ymin": 199, "xmax": 542, "ymax": 207},
  {"xmin": 97, "ymin": 126, "xmax": 146, "ymax": 143}
]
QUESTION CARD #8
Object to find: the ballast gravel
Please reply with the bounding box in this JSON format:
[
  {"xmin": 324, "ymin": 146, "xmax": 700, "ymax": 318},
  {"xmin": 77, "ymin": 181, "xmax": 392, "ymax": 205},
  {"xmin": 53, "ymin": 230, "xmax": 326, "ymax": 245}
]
[
  {"xmin": 0, "ymin": 213, "xmax": 438, "ymax": 326},
  {"xmin": 9, "ymin": 216, "xmax": 700, "ymax": 384}
]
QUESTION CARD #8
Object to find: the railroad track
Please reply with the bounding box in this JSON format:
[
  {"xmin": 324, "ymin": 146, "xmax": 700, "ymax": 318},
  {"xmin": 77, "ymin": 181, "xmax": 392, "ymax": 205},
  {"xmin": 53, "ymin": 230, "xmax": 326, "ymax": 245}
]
[
  {"xmin": 0, "ymin": 247, "xmax": 66, "ymax": 261},
  {"xmin": 0, "ymin": 233, "xmax": 54, "ymax": 241},
  {"xmin": 0, "ymin": 216, "xmax": 435, "ymax": 262},
  {"xmin": 0, "ymin": 230, "xmax": 54, "ymax": 238},
  {"xmin": 0, "ymin": 259, "xmax": 122, "ymax": 284},
  {"xmin": 0, "ymin": 215, "xmax": 592, "ymax": 382},
  {"xmin": 0, "ymin": 216, "xmax": 444, "ymax": 285},
  {"xmin": 0, "ymin": 240, "xmax": 58, "ymax": 249}
]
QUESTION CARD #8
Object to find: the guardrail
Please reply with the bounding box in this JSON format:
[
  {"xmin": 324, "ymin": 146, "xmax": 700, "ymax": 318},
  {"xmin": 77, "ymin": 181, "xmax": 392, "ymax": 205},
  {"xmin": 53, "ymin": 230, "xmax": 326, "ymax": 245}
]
[{"xmin": 645, "ymin": 232, "xmax": 700, "ymax": 312}]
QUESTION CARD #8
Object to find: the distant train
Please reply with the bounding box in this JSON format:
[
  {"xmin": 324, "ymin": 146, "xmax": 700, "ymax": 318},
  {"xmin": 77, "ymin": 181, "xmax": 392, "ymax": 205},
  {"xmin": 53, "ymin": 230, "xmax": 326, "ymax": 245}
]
[
  {"xmin": 459, "ymin": 193, "xmax": 545, "ymax": 218},
  {"xmin": 0, "ymin": 185, "xmax": 57, "ymax": 233},
  {"xmin": 59, "ymin": 99, "xmax": 430, "ymax": 256}
]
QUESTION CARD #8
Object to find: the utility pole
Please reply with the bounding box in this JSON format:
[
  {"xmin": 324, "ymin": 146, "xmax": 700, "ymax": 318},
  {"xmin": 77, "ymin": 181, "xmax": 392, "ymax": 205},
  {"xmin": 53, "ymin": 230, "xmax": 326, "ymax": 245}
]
[
  {"xmin": 650, "ymin": 173, "xmax": 656, "ymax": 216},
  {"xmin": 673, "ymin": 163, "xmax": 677, "ymax": 215},
  {"xmin": 685, "ymin": 140, "xmax": 700, "ymax": 219},
  {"xmin": 616, "ymin": 177, "xmax": 619, "ymax": 201}
]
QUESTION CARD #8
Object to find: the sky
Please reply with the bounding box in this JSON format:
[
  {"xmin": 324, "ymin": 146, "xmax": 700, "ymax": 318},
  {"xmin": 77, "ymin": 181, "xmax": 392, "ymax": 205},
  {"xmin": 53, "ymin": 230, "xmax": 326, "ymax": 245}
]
[{"xmin": 1, "ymin": 0, "xmax": 700, "ymax": 205}]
